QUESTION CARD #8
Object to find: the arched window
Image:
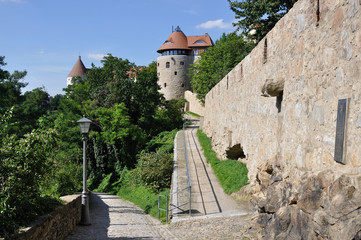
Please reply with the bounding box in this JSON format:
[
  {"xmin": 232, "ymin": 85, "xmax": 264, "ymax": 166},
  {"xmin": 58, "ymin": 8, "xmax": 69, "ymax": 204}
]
[
  {"xmin": 194, "ymin": 40, "xmax": 205, "ymax": 44},
  {"xmin": 166, "ymin": 62, "xmax": 170, "ymax": 68}
]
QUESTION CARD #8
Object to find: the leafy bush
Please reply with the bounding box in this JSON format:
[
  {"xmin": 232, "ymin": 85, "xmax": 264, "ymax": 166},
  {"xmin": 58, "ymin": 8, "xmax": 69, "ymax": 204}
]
[
  {"xmin": 142, "ymin": 129, "xmax": 178, "ymax": 154},
  {"xmin": 134, "ymin": 152, "xmax": 173, "ymax": 192},
  {"xmin": 197, "ymin": 129, "xmax": 248, "ymax": 194},
  {"xmin": 0, "ymin": 129, "xmax": 62, "ymax": 237}
]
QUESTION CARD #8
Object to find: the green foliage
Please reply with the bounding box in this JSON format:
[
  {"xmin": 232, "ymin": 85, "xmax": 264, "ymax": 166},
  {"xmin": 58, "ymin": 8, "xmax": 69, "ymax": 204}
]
[
  {"xmin": 153, "ymin": 99, "xmax": 185, "ymax": 134},
  {"xmin": 197, "ymin": 129, "xmax": 248, "ymax": 194},
  {"xmin": 0, "ymin": 128, "xmax": 62, "ymax": 237},
  {"xmin": 41, "ymin": 150, "xmax": 83, "ymax": 197},
  {"xmin": 228, "ymin": 0, "xmax": 297, "ymax": 42},
  {"xmin": 0, "ymin": 55, "xmax": 183, "ymax": 235},
  {"xmin": 189, "ymin": 33, "xmax": 255, "ymax": 103},
  {"xmin": 96, "ymin": 168, "xmax": 170, "ymax": 222},
  {"xmin": 142, "ymin": 129, "xmax": 178, "ymax": 154},
  {"xmin": 0, "ymin": 56, "xmax": 27, "ymax": 113},
  {"xmin": 13, "ymin": 87, "xmax": 51, "ymax": 136},
  {"xmin": 133, "ymin": 152, "xmax": 173, "ymax": 192}
]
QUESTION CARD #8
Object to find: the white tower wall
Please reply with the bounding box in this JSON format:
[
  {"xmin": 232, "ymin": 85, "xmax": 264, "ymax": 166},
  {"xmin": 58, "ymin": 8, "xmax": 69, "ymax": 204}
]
[{"xmin": 157, "ymin": 55, "xmax": 194, "ymax": 100}]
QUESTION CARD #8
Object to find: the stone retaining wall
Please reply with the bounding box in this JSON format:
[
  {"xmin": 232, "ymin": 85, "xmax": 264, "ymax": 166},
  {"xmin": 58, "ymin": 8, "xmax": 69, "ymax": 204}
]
[
  {"xmin": 5, "ymin": 194, "xmax": 81, "ymax": 240},
  {"xmin": 184, "ymin": 90, "xmax": 205, "ymax": 116},
  {"xmin": 202, "ymin": 0, "xmax": 361, "ymax": 238}
]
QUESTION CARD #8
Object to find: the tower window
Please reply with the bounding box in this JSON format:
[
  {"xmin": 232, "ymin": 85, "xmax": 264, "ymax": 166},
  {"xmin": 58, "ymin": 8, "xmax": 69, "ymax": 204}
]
[
  {"xmin": 174, "ymin": 71, "xmax": 177, "ymax": 75},
  {"xmin": 180, "ymin": 61, "xmax": 184, "ymax": 65},
  {"xmin": 164, "ymin": 83, "xmax": 167, "ymax": 87},
  {"xmin": 166, "ymin": 62, "xmax": 170, "ymax": 68},
  {"xmin": 182, "ymin": 84, "xmax": 185, "ymax": 87}
]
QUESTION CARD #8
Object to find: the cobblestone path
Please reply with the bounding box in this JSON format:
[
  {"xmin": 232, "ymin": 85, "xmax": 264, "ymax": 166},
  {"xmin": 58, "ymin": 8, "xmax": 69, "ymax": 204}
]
[
  {"xmin": 66, "ymin": 192, "xmax": 175, "ymax": 240},
  {"xmin": 66, "ymin": 192, "xmax": 259, "ymax": 240}
]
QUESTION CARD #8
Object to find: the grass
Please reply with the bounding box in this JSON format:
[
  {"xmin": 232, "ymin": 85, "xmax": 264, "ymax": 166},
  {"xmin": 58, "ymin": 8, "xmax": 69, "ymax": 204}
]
[
  {"xmin": 186, "ymin": 111, "xmax": 201, "ymax": 118},
  {"xmin": 197, "ymin": 129, "xmax": 248, "ymax": 194}
]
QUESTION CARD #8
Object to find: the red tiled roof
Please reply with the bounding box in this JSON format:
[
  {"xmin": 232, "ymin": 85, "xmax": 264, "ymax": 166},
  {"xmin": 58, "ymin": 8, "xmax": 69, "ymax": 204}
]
[
  {"xmin": 67, "ymin": 56, "xmax": 88, "ymax": 77},
  {"xmin": 187, "ymin": 35, "xmax": 213, "ymax": 48},
  {"xmin": 157, "ymin": 27, "xmax": 213, "ymax": 53},
  {"xmin": 157, "ymin": 30, "xmax": 190, "ymax": 53}
]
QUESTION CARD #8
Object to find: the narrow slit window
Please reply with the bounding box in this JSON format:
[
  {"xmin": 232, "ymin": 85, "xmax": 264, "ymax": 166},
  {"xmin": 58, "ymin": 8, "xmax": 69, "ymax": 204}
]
[
  {"xmin": 263, "ymin": 38, "xmax": 268, "ymax": 64},
  {"xmin": 164, "ymin": 83, "xmax": 167, "ymax": 88},
  {"xmin": 316, "ymin": 0, "xmax": 320, "ymax": 25},
  {"xmin": 166, "ymin": 62, "xmax": 170, "ymax": 68},
  {"xmin": 174, "ymin": 71, "xmax": 177, "ymax": 75}
]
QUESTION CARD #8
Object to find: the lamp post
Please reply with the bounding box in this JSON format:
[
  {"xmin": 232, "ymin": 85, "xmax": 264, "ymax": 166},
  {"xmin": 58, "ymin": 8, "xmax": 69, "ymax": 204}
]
[{"xmin": 77, "ymin": 116, "xmax": 92, "ymax": 226}]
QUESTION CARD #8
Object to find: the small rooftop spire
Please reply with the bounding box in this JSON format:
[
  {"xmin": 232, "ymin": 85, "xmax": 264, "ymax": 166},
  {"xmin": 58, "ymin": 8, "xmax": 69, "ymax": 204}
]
[{"xmin": 174, "ymin": 26, "xmax": 182, "ymax": 32}]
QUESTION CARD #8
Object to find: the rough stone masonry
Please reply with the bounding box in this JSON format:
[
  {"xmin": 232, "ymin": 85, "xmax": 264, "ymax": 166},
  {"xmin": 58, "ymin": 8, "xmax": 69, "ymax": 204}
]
[{"xmin": 202, "ymin": 0, "xmax": 361, "ymax": 239}]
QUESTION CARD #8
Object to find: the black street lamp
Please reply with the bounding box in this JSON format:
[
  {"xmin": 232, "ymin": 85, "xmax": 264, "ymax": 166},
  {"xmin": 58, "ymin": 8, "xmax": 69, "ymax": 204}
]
[{"xmin": 77, "ymin": 116, "xmax": 92, "ymax": 226}]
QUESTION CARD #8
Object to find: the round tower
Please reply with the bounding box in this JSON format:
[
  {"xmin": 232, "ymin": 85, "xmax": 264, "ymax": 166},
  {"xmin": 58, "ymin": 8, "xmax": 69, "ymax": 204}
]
[
  {"xmin": 67, "ymin": 56, "xmax": 88, "ymax": 86},
  {"xmin": 157, "ymin": 26, "xmax": 193, "ymax": 100}
]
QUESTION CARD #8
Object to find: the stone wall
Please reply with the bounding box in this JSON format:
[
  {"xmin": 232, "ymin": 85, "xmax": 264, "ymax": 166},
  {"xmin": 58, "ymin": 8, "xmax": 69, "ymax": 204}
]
[
  {"xmin": 184, "ymin": 90, "xmax": 205, "ymax": 116},
  {"xmin": 202, "ymin": 0, "xmax": 361, "ymax": 239},
  {"xmin": 5, "ymin": 195, "xmax": 81, "ymax": 240}
]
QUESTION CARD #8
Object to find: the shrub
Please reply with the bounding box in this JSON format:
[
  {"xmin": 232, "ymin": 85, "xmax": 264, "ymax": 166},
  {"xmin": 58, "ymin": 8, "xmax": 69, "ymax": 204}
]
[
  {"xmin": 134, "ymin": 152, "xmax": 173, "ymax": 192},
  {"xmin": 0, "ymin": 129, "xmax": 62, "ymax": 237},
  {"xmin": 142, "ymin": 129, "xmax": 178, "ymax": 154}
]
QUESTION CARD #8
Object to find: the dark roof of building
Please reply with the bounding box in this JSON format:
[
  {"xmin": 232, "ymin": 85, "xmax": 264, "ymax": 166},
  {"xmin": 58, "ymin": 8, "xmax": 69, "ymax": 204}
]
[
  {"xmin": 67, "ymin": 56, "xmax": 88, "ymax": 78},
  {"xmin": 157, "ymin": 26, "xmax": 213, "ymax": 53}
]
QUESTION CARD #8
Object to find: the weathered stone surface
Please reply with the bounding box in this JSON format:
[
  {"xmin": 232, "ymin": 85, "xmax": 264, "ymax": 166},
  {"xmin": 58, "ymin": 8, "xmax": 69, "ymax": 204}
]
[
  {"xmin": 357, "ymin": 114, "xmax": 361, "ymax": 128},
  {"xmin": 8, "ymin": 194, "xmax": 81, "ymax": 240},
  {"xmin": 184, "ymin": 90, "xmax": 205, "ymax": 116},
  {"xmin": 202, "ymin": 0, "xmax": 361, "ymax": 238},
  {"xmin": 261, "ymin": 78, "xmax": 284, "ymax": 97}
]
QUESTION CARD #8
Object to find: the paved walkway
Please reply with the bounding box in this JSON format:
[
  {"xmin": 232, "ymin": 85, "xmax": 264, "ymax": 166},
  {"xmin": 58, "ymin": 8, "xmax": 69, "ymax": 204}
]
[
  {"xmin": 65, "ymin": 192, "xmax": 259, "ymax": 240},
  {"xmin": 66, "ymin": 193, "xmax": 175, "ymax": 240},
  {"xmin": 171, "ymin": 118, "xmax": 252, "ymax": 222}
]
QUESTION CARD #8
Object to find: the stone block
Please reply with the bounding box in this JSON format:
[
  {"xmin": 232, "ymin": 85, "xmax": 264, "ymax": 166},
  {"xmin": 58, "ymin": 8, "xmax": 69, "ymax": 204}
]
[
  {"xmin": 312, "ymin": 105, "xmax": 324, "ymax": 125},
  {"xmin": 356, "ymin": 114, "xmax": 361, "ymax": 128}
]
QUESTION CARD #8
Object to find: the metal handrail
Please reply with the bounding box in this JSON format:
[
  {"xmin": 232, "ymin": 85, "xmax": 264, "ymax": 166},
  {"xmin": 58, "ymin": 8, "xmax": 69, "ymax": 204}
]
[
  {"xmin": 158, "ymin": 122, "xmax": 192, "ymax": 222},
  {"xmin": 182, "ymin": 122, "xmax": 192, "ymax": 217}
]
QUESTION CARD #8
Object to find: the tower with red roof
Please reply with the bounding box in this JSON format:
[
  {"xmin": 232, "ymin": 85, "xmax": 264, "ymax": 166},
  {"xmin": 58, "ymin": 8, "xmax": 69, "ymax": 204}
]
[
  {"xmin": 157, "ymin": 26, "xmax": 213, "ymax": 100},
  {"xmin": 67, "ymin": 56, "xmax": 89, "ymax": 86}
]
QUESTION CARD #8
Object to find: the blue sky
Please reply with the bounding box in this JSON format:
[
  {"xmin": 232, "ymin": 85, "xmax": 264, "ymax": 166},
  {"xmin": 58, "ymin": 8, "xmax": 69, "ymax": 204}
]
[{"xmin": 1, "ymin": 0, "xmax": 237, "ymax": 96}]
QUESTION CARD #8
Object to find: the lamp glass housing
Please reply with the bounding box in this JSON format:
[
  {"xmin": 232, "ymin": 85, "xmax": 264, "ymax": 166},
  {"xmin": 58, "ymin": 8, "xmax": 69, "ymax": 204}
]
[{"xmin": 77, "ymin": 117, "xmax": 92, "ymax": 135}]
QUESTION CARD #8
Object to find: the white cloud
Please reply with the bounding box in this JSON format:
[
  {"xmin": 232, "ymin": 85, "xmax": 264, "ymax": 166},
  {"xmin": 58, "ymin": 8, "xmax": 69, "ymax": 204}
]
[
  {"xmin": 87, "ymin": 53, "xmax": 106, "ymax": 61},
  {"xmin": 196, "ymin": 19, "xmax": 232, "ymax": 29}
]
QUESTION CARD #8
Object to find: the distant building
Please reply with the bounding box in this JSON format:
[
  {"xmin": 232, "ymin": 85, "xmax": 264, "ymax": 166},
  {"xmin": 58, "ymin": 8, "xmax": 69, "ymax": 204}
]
[
  {"xmin": 157, "ymin": 26, "xmax": 213, "ymax": 100},
  {"xmin": 67, "ymin": 56, "xmax": 89, "ymax": 86}
]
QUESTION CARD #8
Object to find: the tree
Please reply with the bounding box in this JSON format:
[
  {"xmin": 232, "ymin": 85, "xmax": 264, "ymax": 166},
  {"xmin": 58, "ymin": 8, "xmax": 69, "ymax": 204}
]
[
  {"xmin": 0, "ymin": 56, "xmax": 28, "ymax": 113},
  {"xmin": 14, "ymin": 87, "xmax": 50, "ymax": 135},
  {"xmin": 189, "ymin": 33, "xmax": 255, "ymax": 103},
  {"xmin": 228, "ymin": 0, "xmax": 297, "ymax": 42}
]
